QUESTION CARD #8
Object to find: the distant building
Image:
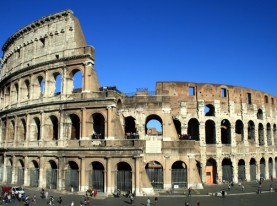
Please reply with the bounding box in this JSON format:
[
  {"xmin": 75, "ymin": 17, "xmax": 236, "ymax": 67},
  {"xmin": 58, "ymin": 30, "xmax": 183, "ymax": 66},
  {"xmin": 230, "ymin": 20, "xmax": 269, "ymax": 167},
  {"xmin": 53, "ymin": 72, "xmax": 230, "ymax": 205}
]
[{"xmin": 0, "ymin": 10, "xmax": 276, "ymax": 196}]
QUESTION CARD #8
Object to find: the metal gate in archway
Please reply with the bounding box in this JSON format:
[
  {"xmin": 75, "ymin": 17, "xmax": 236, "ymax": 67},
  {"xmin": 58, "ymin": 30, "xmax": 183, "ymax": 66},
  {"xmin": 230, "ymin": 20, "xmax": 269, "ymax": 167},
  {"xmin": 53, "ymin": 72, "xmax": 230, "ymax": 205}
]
[
  {"xmin": 260, "ymin": 162, "xmax": 265, "ymax": 178},
  {"xmin": 46, "ymin": 169, "xmax": 58, "ymax": 189},
  {"xmin": 250, "ymin": 163, "xmax": 256, "ymax": 181},
  {"xmin": 6, "ymin": 166, "xmax": 12, "ymax": 184},
  {"xmin": 146, "ymin": 168, "xmax": 164, "ymax": 189},
  {"xmin": 238, "ymin": 163, "xmax": 245, "ymax": 182},
  {"xmin": 17, "ymin": 168, "xmax": 24, "ymax": 185},
  {"xmin": 89, "ymin": 170, "xmax": 104, "ymax": 192},
  {"xmin": 222, "ymin": 165, "xmax": 233, "ymax": 182},
  {"xmin": 172, "ymin": 169, "xmax": 187, "ymax": 188},
  {"xmin": 65, "ymin": 169, "xmax": 79, "ymax": 192},
  {"xmin": 116, "ymin": 170, "xmax": 132, "ymax": 192},
  {"xmin": 30, "ymin": 168, "xmax": 39, "ymax": 187},
  {"xmin": 0, "ymin": 165, "xmax": 3, "ymax": 182},
  {"xmin": 268, "ymin": 160, "xmax": 273, "ymax": 178}
]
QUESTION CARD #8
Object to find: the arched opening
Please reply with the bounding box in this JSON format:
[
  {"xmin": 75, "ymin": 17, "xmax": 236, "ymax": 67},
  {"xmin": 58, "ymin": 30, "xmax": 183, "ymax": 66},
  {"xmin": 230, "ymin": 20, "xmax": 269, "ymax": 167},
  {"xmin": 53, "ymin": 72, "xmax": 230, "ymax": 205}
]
[
  {"xmin": 50, "ymin": 115, "xmax": 59, "ymax": 140},
  {"xmin": 235, "ymin": 120, "xmax": 244, "ymax": 142},
  {"xmin": 117, "ymin": 99, "xmax": 123, "ymax": 110},
  {"xmin": 117, "ymin": 162, "xmax": 132, "ymax": 192},
  {"xmin": 187, "ymin": 118, "xmax": 199, "ymax": 141},
  {"xmin": 238, "ymin": 159, "xmax": 245, "ymax": 182},
  {"xmin": 222, "ymin": 158, "xmax": 233, "ymax": 182},
  {"xmin": 46, "ymin": 160, "xmax": 58, "ymax": 189},
  {"xmin": 248, "ymin": 121, "xmax": 255, "ymax": 142},
  {"xmin": 18, "ymin": 119, "xmax": 26, "ymax": 141},
  {"xmin": 258, "ymin": 123, "xmax": 264, "ymax": 146},
  {"xmin": 205, "ymin": 158, "xmax": 217, "ymax": 184},
  {"xmin": 205, "ymin": 120, "xmax": 216, "ymax": 144},
  {"xmin": 11, "ymin": 83, "xmax": 19, "ymax": 104},
  {"xmin": 7, "ymin": 120, "xmax": 15, "ymax": 142},
  {"xmin": 267, "ymin": 123, "xmax": 272, "ymax": 146},
  {"xmin": 145, "ymin": 161, "xmax": 163, "ymax": 189},
  {"xmin": 70, "ymin": 114, "xmax": 80, "ymax": 140},
  {"xmin": 274, "ymin": 124, "xmax": 277, "ymax": 145},
  {"xmin": 204, "ymin": 104, "xmax": 215, "ymax": 116},
  {"xmin": 54, "ymin": 73, "xmax": 62, "ymax": 94},
  {"xmin": 5, "ymin": 87, "xmax": 10, "ymax": 107},
  {"xmin": 73, "ymin": 70, "xmax": 83, "ymax": 93},
  {"xmin": 33, "ymin": 76, "xmax": 44, "ymax": 99},
  {"xmin": 250, "ymin": 158, "xmax": 256, "ymax": 181},
  {"xmin": 2, "ymin": 121, "xmax": 7, "ymax": 141},
  {"xmin": 65, "ymin": 161, "xmax": 79, "ymax": 192},
  {"xmin": 21, "ymin": 80, "xmax": 30, "ymax": 101},
  {"xmin": 221, "ymin": 119, "xmax": 231, "ymax": 144},
  {"xmin": 92, "ymin": 113, "xmax": 105, "ymax": 139},
  {"xmin": 171, "ymin": 161, "xmax": 187, "ymax": 189},
  {"xmin": 17, "ymin": 160, "xmax": 24, "ymax": 185},
  {"xmin": 268, "ymin": 158, "xmax": 273, "ymax": 179},
  {"xmin": 257, "ymin": 109, "xmax": 263, "ymax": 120},
  {"xmin": 6, "ymin": 160, "xmax": 12, "ymax": 184},
  {"xmin": 90, "ymin": 162, "xmax": 105, "ymax": 192},
  {"xmin": 125, "ymin": 116, "xmax": 138, "ymax": 139},
  {"xmin": 260, "ymin": 158, "xmax": 265, "ymax": 179},
  {"xmin": 173, "ymin": 118, "xmax": 182, "ymax": 138},
  {"xmin": 30, "ymin": 117, "xmax": 41, "ymax": 141},
  {"xmin": 30, "ymin": 160, "xmax": 39, "ymax": 187},
  {"xmin": 145, "ymin": 115, "xmax": 163, "ymax": 136}
]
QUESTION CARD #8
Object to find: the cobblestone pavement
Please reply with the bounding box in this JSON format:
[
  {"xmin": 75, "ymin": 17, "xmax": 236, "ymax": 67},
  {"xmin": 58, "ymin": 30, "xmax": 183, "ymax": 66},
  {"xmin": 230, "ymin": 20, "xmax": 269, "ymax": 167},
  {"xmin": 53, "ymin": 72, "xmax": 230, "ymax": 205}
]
[{"xmin": 2, "ymin": 180, "xmax": 277, "ymax": 206}]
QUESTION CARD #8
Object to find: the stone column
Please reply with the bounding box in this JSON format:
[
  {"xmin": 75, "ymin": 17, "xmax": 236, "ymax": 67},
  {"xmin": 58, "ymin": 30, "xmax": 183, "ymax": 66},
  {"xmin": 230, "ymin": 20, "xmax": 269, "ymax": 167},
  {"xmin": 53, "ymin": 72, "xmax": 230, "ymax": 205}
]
[
  {"xmin": 58, "ymin": 157, "xmax": 65, "ymax": 191},
  {"xmin": 81, "ymin": 108, "xmax": 87, "ymax": 139},
  {"xmin": 199, "ymin": 121, "xmax": 205, "ymax": 146},
  {"xmin": 80, "ymin": 158, "xmax": 87, "ymax": 192},
  {"xmin": 106, "ymin": 106, "xmax": 112, "ymax": 139},
  {"xmin": 232, "ymin": 158, "xmax": 238, "ymax": 183},
  {"xmin": 216, "ymin": 157, "xmax": 222, "ymax": 184},
  {"xmin": 23, "ymin": 156, "xmax": 29, "ymax": 186},
  {"xmin": 39, "ymin": 156, "xmax": 46, "ymax": 188},
  {"xmin": 245, "ymin": 159, "xmax": 250, "ymax": 182},
  {"xmin": 11, "ymin": 155, "xmax": 16, "ymax": 184},
  {"xmin": 105, "ymin": 157, "xmax": 112, "ymax": 194},
  {"xmin": 163, "ymin": 155, "xmax": 171, "ymax": 190},
  {"xmin": 134, "ymin": 156, "xmax": 141, "ymax": 196}
]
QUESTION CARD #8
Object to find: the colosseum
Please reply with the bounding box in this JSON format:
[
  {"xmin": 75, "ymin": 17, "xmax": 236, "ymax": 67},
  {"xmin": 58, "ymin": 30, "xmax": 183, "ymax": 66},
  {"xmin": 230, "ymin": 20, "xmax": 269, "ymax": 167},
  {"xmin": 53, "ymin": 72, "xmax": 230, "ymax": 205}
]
[{"xmin": 0, "ymin": 9, "xmax": 276, "ymax": 196}]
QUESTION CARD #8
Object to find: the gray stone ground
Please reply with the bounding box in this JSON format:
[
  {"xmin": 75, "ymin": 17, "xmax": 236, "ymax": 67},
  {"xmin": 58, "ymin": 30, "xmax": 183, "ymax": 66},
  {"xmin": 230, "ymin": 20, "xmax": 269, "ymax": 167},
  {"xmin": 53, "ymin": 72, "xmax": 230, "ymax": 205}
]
[{"xmin": 2, "ymin": 179, "xmax": 277, "ymax": 206}]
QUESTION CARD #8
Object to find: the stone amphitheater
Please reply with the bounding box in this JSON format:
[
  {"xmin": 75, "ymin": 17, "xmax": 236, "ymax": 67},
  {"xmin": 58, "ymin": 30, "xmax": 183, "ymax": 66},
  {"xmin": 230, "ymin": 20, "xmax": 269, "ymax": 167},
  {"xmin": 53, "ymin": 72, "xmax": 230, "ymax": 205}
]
[{"xmin": 0, "ymin": 9, "xmax": 276, "ymax": 196}]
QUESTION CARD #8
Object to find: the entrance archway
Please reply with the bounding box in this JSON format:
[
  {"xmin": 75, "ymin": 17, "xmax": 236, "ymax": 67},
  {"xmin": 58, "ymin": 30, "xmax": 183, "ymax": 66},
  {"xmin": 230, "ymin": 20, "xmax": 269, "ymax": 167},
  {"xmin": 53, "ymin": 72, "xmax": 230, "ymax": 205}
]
[
  {"xmin": 116, "ymin": 162, "xmax": 132, "ymax": 192},
  {"xmin": 90, "ymin": 162, "xmax": 104, "ymax": 192},
  {"xmin": 145, "ymin": 161, "xmax": 164, "ymax": 189},
  {"xmin": 65, "ymin": 161, "xmax": 79, "ymax": 192},
  {"xmin": 171, "ymin": 161, "xmax": 187, "ymax": 189}
]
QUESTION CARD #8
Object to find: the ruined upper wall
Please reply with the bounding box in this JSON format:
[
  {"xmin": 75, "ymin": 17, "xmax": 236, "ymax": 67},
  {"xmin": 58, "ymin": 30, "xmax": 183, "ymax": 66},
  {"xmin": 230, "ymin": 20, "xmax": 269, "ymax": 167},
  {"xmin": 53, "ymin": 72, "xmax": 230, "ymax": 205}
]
[
  {"xmin": 155, "ymin": 81, "xmax": 276, "ymax": 110},
  {"xmin": 1, "ymin": 10, "xmax": 93, "ymax": 77}
]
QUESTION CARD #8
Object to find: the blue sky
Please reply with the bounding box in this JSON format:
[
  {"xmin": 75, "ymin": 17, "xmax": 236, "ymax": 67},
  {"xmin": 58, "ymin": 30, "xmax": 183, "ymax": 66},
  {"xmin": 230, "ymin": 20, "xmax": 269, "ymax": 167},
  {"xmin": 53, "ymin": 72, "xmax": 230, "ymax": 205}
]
[{"xmin": 1, "ymin": 0, "xmax": 277, "ymax": 96}]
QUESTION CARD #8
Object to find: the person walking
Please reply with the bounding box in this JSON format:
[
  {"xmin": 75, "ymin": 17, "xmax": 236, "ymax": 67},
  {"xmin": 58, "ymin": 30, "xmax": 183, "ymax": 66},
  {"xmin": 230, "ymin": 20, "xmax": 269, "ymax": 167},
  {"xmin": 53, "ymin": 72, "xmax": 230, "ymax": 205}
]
[
  {"xmin": 188, "ymin": 187, "xmax": 192, "ymax": 197},
  {"xmin": 154, "ymin": 196, "xmax": 158, "ymax": 205},
  {"xmin": 147, "ymin": 198, "xmax": 151, "ymax": 206},
  {"xmin": 197, "ymin": 201, "xmax": 200, "ymax": 206}
]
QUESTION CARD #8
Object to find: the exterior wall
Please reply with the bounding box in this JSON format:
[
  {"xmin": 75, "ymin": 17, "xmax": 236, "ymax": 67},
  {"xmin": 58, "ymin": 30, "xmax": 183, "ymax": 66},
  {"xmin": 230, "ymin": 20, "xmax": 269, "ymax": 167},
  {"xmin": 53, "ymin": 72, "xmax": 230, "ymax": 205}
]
[{"xmin": 0, "ymin": 10, "xmax": 276, "ymax": 196}]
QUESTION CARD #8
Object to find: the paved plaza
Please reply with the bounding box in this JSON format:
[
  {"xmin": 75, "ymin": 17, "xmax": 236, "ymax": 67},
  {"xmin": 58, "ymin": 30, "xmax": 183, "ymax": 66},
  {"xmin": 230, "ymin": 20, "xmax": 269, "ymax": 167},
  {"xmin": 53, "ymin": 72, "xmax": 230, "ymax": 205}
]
[{"xmin": 2, "ymin": 180, "xmax": 277, "ymax": 206}]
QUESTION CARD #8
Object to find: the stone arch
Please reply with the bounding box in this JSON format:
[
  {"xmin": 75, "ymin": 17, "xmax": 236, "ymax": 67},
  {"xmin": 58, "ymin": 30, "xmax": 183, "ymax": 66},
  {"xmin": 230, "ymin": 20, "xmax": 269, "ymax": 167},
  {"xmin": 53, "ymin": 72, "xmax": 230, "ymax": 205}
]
[
  {"xmin": 5, "ymin": 86, "xmax": 10, "ymax": 107},
  {"xmin": 204, "ymin": 104, "xmax": 215, "ymax": 116},
  {"xmin": 171, "ymin": 161, "xmax": 187, "ymax": 188},
  {"xmin": 18, "ymin": 118, "xmax": 27, "ymax": 142},
  {"xmin": 250, "ymin": 158, "xmax": 256, "ymax": 181},
  {"xmin": 267, "ymin": 123, "xmax": 272, "ymax": 146},
  {"xmin": 235, "ymin": 120, "xmax": 244, "ymax": 142},
  {"xmin": 48, "ymin": 71, "xmax": 62, "ymax": 96},
  {"xmin": 7, "ymin": 120, "xmax": 15, "ymax": 142},
  {"xmin": 46, "ymin": 160, "xmax": 58, "ymax": 189},
  {"xmin": 30, "ymin": 117, "xmax": 41, "ymax": 141},
  {"xmin": 268, "ymin": 157, "xmax": 273, "ymax": 179},
  {"xmin": 273, "ymin": 124, "xmax": 277, "ymax": 145},
  {"xmin": 117, "ymin": 99, "xmax": 123, "ymax": 110},
  {"xmin": 29, "ymin": 160, "xmax": 39, "ymax": 187},
  {"xmin": 238, "ymin": 159, "xmax": 245, "ymax": 182},
  {"xmin": 21, "ymin": 79, "xmax": 30, "ymax": 101},
  {"xmin": 17, "ymin": 159, "xmax": 24, "ymax": 185},
  {"xmin": 222, "ymin": 158, "xmax": 233, "ymax": 182},
  {"xmin": 67, "ymin": 69, "xmax": 83, "ymax": 93},
  {"xmin": 205, "ymin": 120, "xmax": 216, "ymax": 144},
  {"xmin": 205, "ymin": 158, "xmax": 217, "ymax": 184},
  {"xmin": 48, "ymin": 115, "xmax": 59, "ymax": 140},
  {"xmin": 145, "ymin": 161, "xmax": 164, "ymax": 189},
  {"xmin": 69, "ymin": 114, "xmax": 80, "ymax": 140},
  {"xmin": 173, "ymin": 118, "xmax": 182, "ymax": 138},
  {"xmin": 145, "ymin": 114, "xmax": 163, "ymax": 136},
  {"xmin": 33, "ymin": 75, "xmax": 45, "ymax": 99},
  {"xmin": 65, "ymin": 161, "xmax": 79, "ymax": 192},
  {"xmin": 116, "ymin": 162, "xmax": 132, "ymax": 192},
  {"xmin": 91, "ymin": 113, "xmax": 105, "ymax": 139},
  {"xmin": 1, "ymin": 120, "xmax": 7, "ymax": 141},
  {"xmin": 258, "ymin": 123, "xmax": 264, "ymax": 146},
  {"xmin": 89, "ymin": 161, "xmax": 105, "ymax": 192},
  {"xmin": 221, "ymin": 119, "xmax": 231, "ymax": 144},
  {"xmin": 260, "ymin": 158, "xmax": 265, "ymax": 178},
  {"xmin": 257, "ymin": 109, "xmax": 263, "ymax": 120},
  {"xmin": 187, "ymin": 118, "xmax": 199, "ymax": 141},
  {"xmin": 6, "ymin": 159, "xmax": 13, "ymax": 184},
  {"xmin": 248, "ymin": 121, "xmax": 255, "ymax": 142},
  {"xmin": 125, "ymin": 116, "xmax": 138, "ymax": 139},
  {"xmin": 11, "ymin": 82, "xmax": 19, "ymax": 104}
]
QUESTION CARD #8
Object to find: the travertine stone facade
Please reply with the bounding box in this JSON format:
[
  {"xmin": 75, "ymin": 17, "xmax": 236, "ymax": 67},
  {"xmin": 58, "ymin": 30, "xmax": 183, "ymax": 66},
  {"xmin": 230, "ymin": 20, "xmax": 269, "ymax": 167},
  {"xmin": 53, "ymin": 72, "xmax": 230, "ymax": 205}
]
[{"xmin": 0, "ymin": 10, "xmax": 276, "ymax": 196}]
